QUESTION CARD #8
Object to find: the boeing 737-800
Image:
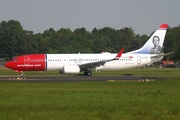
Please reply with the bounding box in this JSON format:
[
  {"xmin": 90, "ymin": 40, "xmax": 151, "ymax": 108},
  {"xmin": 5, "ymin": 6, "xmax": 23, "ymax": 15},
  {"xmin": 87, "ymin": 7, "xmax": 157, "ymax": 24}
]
[{"xmin": 5, "ymin": 24, "xmax": 173, "ymax": 76}]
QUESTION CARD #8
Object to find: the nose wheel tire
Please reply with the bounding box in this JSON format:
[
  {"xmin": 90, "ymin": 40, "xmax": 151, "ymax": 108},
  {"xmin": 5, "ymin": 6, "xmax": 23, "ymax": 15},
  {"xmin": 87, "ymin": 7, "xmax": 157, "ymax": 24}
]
[{"xmin": 20, "ymin": 72, "xmax": 24, "ymax": 76}]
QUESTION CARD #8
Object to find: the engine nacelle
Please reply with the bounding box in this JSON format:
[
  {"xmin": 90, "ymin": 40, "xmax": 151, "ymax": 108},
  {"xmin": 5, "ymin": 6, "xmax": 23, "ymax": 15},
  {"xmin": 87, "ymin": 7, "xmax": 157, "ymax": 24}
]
[{"xmin": 60, "ymin": 65, "xmax": 80, "ymax": 74}]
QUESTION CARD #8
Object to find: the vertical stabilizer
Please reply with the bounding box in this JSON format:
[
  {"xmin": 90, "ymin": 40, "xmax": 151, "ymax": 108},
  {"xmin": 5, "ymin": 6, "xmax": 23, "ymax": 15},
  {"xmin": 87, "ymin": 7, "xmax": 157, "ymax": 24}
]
[{"xmin": 127, "ymin": 24, "xmax": 168, "ymax": 54}]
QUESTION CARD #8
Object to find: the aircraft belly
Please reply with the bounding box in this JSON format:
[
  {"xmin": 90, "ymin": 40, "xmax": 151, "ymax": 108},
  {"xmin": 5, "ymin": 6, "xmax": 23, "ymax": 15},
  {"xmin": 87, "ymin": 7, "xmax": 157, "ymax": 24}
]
[
  {"xmin": 103, "ymin": 60, "xmax": 142, "ymax": 70},
  {"xmin": 46, "ymin": 62, "xmax": 64, "ymax": 71},
  {"xmin": 103, "ymin": 61, "xmax": 127, "ymax": 70}
]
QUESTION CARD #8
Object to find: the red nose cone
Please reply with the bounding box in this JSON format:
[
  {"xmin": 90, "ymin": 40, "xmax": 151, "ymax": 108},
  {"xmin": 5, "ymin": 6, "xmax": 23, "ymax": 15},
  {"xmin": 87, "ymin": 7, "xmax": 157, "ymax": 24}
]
[{"xmin": 5, "ymin": 61, "xmax": 11, "ymax": 69}]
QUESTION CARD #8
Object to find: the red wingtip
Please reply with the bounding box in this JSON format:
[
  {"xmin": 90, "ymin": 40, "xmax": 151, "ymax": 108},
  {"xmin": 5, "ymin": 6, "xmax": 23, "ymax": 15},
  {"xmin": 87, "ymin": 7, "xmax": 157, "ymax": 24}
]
[
  {"xmin": 159, "ymin": 24, "xmax": 168, "ymax": 29},
  {"xmin": 116, "ymin": 48, "xmax": 124, "ymax": 58}
]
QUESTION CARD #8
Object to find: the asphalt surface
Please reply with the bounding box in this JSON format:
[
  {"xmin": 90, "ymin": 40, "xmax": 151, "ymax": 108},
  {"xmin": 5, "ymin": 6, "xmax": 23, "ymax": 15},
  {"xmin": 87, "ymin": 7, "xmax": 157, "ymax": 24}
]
[{"xmin": 0, "ymin": 75, "xmax": 143, "ymax": 82}]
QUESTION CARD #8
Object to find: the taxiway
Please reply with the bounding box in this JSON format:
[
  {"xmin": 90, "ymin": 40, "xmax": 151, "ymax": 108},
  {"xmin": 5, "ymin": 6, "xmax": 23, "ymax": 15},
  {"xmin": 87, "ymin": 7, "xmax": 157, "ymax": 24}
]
[{"xmin": 0, "ymin": 75, "xmax": 143, "ymax": 82}]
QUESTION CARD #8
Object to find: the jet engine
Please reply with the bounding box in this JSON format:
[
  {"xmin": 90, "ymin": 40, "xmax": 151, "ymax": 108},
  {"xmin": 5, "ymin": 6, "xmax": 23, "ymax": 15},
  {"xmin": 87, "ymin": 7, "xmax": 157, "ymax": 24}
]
[{"xmin": 60, "ymin": 65, "xmax": 80, "ymax": 74}]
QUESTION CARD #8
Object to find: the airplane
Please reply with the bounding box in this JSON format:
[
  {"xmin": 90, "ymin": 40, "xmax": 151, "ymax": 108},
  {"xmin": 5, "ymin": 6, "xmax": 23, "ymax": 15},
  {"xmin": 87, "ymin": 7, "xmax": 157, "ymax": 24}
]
[{"xmin": 5, "ymin": 24, "xmax": 173, "ymax": 76}]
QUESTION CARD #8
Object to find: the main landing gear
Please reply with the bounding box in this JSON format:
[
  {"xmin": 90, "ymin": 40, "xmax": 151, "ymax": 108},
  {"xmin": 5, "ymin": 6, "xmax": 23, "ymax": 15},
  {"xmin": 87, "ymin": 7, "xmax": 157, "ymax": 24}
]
[{"xmin": 84, "ymin": 71, "xmax": 92, "ymax": 76}]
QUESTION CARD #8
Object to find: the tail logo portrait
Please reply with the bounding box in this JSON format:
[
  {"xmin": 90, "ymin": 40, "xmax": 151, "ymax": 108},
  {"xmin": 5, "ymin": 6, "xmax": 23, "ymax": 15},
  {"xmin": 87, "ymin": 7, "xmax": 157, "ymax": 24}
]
[{"xmin": 150, "ymin": 36, "xmax": 162, "ymax": 54}]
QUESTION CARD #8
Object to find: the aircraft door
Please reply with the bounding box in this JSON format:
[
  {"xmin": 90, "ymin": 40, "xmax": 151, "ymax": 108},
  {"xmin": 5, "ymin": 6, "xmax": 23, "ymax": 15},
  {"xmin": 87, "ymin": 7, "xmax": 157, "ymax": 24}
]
[
  {"xmin": 137, "ymin": 56, "xmax": 141, "ymax": 64},
  {"xmin": 24, "ymin": 56, "xmax": 30, "ymax": 65}
]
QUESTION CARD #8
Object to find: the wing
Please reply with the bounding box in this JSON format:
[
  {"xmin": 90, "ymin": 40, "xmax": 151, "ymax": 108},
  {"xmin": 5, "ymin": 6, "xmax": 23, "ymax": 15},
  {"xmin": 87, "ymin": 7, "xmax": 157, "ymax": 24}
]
[{"xmin": 79, "ymin": 48, "xmax": 124, "ymax": 70}]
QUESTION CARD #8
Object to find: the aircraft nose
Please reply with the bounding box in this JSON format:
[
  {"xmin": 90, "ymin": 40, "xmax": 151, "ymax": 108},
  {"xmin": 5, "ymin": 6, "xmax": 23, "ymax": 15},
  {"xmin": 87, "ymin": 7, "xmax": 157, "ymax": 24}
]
[{"xmin": 5, "ymin": 61, "xmax": 11, "ymax": 69}]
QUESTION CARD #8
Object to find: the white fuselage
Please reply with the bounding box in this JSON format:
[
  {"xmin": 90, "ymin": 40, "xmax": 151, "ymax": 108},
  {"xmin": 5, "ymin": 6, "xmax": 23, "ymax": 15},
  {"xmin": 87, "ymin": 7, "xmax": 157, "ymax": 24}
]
[{"xmin": 46, "ymin": 53, "xmax": 162, "ymax": 71}]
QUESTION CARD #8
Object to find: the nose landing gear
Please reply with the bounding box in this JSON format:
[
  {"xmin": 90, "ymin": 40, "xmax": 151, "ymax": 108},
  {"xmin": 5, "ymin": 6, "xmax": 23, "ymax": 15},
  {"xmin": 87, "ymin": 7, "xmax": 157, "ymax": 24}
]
[{"xmin": 19, "ymin": 71, "xmax": 24, "ymax": 76}]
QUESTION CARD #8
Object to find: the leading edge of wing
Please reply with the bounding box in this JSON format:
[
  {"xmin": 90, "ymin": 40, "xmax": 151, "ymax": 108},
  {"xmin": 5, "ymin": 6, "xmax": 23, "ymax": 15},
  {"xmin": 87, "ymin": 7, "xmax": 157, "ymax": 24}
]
[{"xmin": 79, "ymin": 48, "xmax": 124, "ymax": 69}]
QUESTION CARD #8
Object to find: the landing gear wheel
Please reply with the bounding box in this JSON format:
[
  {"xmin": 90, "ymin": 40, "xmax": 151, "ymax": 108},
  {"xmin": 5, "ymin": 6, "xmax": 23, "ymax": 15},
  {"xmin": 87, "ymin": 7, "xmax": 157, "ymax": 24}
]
[
  {"xmin": 84, "ymin": 71, "xmax": 92, "ymax": 76},
  {"xmin": 20, "ymin": 72, "xmax": 24, "ymax": 76},
  {"xmin": 87, "ymin": 71, "xmax": 92, "ymax": 76}
]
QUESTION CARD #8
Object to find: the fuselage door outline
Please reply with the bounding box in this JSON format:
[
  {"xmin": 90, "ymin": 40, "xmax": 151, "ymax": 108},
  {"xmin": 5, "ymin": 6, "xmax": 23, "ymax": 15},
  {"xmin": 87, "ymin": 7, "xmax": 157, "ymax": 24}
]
[
  {"xmin": 24, "ymin": 56, "xmax": 30, "ymax": 65},
  {"xmin": 137, "ymin": 56, "xmax": 141, "ymax": 64}
]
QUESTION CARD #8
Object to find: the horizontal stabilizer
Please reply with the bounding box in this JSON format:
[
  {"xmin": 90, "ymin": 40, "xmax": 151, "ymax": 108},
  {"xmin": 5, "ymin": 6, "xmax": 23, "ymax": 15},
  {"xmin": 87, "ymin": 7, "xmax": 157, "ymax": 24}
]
[{"xmin": 150, "ymin": 52, "xmax": 174, "ymax": 58}]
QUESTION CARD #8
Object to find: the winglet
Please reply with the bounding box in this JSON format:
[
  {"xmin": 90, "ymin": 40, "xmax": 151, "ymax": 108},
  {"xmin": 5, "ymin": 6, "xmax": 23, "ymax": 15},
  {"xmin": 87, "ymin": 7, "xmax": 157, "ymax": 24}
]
[{"xmin": 114, "ymin": 48, "xmax": 124, "ymax": 59}]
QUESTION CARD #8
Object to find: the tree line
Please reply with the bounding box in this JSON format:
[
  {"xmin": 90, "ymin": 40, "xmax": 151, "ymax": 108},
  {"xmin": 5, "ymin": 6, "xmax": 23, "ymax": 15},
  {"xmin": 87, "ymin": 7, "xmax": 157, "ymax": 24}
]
[{"xmin": 0, "ymin": 20, "xmax": 179, "ymax": 62}]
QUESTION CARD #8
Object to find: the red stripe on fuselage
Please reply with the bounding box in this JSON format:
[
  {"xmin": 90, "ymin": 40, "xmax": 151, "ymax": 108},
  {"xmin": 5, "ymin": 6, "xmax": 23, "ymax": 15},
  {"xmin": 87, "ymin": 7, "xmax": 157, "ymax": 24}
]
[{"xmin": 6, "ymin": 54, "xmax": 46, "ymax": 71}]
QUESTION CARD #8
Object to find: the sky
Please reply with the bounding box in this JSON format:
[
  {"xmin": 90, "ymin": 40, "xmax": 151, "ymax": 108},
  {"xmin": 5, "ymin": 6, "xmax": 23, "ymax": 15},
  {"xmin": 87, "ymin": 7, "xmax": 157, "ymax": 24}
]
[{"xmin": 0, "ymin": 0, "xmax": 180, "ymax": 35}]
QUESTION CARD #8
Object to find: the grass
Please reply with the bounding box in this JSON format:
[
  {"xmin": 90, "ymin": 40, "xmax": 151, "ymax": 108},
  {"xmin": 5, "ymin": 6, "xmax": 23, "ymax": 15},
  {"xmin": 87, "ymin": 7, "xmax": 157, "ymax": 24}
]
[
  {"xmin": 0, "ymin": 81, "xmax": 180, "ymax": 120},
  {"xmin": 0, "ymin": 67, "xmax": 180, "ymax": 119}
]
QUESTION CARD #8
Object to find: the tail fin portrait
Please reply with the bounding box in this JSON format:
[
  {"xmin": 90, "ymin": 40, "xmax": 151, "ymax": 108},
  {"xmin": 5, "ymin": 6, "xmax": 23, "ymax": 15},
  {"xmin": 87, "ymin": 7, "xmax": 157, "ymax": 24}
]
[{"xmin": 128, "ymin": 24, "xmax": 168, "ymax": 54}]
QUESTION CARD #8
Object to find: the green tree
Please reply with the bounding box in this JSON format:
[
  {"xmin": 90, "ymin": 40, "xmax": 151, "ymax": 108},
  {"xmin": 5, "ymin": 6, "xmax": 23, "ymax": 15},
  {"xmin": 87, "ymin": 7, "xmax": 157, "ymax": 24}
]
[
  {"xmin": 0, "ymin": 20, "xmax": 23, "ymax": 59},
  {"xmin": 129, "ymin": 39, "xmax": 141, "ymax": 51},
  {"xmin": 140, "ymin": 34, "xmax": 148, "ymax": 47},
  {"xmin": 164, "ymin": 26, "xmax": 180, "ymax": 61},
  {"xmin": 112, "ymin": 27, "xmax": 135, "ymax": 52}
]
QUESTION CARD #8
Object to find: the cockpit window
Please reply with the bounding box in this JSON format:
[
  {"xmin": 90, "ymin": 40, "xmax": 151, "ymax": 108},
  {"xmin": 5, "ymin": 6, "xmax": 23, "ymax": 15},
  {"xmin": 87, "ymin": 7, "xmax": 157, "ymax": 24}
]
[{"xmin": 13, "ymin": 59, "xmax": 18, "ymax": 62}]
